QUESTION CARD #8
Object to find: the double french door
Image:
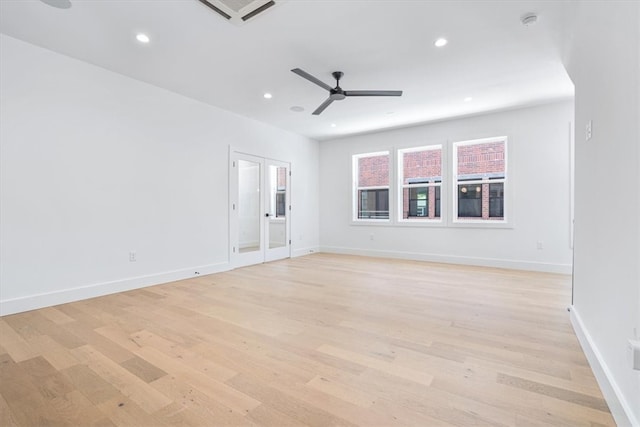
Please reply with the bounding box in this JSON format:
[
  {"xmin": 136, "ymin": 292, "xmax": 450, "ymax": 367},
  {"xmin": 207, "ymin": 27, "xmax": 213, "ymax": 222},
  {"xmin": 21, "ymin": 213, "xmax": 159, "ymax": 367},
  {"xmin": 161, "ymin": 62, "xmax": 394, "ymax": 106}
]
[{"xmin": 230, "ymin": 152, "xmax": 290, "ymax": 267}]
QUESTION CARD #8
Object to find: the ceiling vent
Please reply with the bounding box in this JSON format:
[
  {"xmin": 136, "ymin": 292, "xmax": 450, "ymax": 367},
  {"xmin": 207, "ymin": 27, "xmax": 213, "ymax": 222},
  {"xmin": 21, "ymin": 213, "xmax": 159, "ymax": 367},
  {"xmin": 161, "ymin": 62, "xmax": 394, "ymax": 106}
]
[{"xmin": 197, "ymin": 0, "xmax": 282, "ymax": 26}]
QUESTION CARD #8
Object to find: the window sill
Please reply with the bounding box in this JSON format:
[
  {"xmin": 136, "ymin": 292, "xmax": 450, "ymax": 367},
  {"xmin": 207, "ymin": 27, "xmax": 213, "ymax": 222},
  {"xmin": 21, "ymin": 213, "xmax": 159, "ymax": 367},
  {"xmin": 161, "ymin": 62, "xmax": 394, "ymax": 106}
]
[
  {"xmin": 450, "ymin": 220, "xmax": 513, "ymax": 229},
  {"xmin": 350, "ymin": 219, "xmax": 392, "ymax": 226},
  {"xmin": 396, "ymin": 219, "xmax": 445, "ymax": 227}
]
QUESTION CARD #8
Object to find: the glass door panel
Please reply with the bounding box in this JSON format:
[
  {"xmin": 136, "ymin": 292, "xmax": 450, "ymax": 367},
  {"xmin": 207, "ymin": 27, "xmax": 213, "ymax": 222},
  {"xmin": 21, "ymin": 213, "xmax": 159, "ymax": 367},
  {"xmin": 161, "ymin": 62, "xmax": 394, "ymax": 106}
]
[
  {"xmin": 238, "ymin": 159, "xmax": 261, "ymax": 253},
  {"xmin": 267, "ymin": 165, "xmax": 287, "ymax": 249}
]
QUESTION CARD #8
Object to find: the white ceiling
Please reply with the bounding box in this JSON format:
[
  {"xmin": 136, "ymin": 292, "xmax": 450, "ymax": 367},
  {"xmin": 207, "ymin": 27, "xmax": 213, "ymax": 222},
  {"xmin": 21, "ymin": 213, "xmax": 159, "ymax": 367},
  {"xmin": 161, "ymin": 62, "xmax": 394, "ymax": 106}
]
[{"xmin": 0, "ymin": 0, "xmax": 575, "ymax": 141}]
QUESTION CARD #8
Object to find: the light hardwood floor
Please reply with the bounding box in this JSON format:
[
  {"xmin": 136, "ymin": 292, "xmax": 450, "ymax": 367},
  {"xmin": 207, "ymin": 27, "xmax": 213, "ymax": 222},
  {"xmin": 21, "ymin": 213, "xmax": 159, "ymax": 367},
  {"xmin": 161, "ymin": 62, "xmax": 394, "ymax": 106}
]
[{"xmin": 0, "ymin": 254, "xmax": 614, "ymax": 426}]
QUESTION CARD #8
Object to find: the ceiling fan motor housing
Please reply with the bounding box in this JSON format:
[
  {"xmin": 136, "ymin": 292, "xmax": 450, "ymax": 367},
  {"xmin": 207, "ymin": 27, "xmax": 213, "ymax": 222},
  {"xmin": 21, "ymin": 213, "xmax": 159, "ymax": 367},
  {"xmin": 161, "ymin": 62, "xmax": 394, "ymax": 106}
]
[{"xmin": 330, "ymin": 90, "xmax": 346, "ymax": 100}]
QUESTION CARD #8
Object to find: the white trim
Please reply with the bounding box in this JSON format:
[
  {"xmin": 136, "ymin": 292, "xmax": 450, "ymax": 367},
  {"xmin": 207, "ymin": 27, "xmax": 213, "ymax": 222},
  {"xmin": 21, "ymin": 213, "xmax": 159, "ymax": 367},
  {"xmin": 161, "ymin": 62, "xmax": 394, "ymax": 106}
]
[
  {"xmin": 570, "ymin": 306, "xmax": 637, "ymax": 427},
  {"xmin": 452, "ymin": 135, "xmax": 509, "ymax": 148},
  {"xmin": 351, "ymin": 218, "xmax": 391, "ymax": 224},
  {"xmin": 569, "ymin": 121, "xmax": 575, "ymax": 249},
  {"xmin": 0, "ymin": 262, "xmax": 230, "ymax": 316},
  {"xmin": 356, "ymin": 185, "xmax": 389, "ymax": 190},
  {"xmin": 352, "ymin": 150, "xmax": 389, "ymax": 159},
  {"xmin": 319, "ymin": 246, "xmax": 571, "ymax": 274},
  {"xmin": 398, "ymin": 144, "xmax": 442, "ymax": 154},
  {"xmin": 292, "ymin": 246, "xmax": 320, "ymax": 258}
]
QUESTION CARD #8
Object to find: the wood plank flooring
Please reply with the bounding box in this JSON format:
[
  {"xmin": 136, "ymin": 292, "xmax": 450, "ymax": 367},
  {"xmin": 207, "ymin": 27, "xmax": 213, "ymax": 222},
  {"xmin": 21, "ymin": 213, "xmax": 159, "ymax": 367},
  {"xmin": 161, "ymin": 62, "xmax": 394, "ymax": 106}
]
[{"xmin": 0, "ymin": 254, "xmax": 614, "ymax": 426}]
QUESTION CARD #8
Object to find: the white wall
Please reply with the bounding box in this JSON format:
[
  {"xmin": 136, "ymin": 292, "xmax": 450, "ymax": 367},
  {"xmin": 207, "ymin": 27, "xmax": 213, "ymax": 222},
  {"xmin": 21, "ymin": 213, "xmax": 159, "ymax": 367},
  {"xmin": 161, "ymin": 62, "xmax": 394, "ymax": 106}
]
[
  {"xmin": 319, "ymin": 101, "xmax": 574, "ymax": 274},
  {"xmin": 563, "ymin": 1, "xmax": 640, "ymax": 425},
  {"xmin": 0, "ymin": 35, "xmax": 320, "ymax": 315}
]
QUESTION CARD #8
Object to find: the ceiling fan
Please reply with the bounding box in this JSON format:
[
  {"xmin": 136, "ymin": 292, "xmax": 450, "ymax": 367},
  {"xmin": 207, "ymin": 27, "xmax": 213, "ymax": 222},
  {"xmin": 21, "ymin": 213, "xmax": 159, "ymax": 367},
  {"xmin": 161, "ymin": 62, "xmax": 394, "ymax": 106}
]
[{"xmin": 291, "ymin": 68, "xmax": 403, "ymax": 115}]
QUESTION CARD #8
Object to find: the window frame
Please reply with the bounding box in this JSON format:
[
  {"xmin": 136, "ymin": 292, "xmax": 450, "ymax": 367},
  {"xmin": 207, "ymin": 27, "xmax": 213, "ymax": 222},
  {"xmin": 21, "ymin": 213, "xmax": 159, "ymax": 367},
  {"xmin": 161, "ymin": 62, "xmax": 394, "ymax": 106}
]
[
  {"xmin": 452, "ymin": 136, "xmax": 509, "ymax": 226},
  {"xmin": 352, "ymin": 150, "xmax": 392, "ymax": 223},
  {"xmin": 397, "ymin": 144, "xmax": 443, "ymax": 224}
]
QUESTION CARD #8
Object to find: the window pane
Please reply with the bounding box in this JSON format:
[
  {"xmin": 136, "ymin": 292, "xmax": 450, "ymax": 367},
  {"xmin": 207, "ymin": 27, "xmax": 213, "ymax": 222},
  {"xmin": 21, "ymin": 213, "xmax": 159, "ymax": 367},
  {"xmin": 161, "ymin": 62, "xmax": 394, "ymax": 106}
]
[
  {"xmin": 359, "ymin": 189, "xmax": 389, "ymax": 219},
  {"xmin": 458, "ymin": 184, "xmax": 482, "ymax": 218},
  {"xmin": 403, "ymin": 148, "xmax": 441, "ymax": 184},
  {"xmin": 457, "ymin": 141, "xmax": 505, "ymax": 178},
  {"xmin": 358, "ymin": 154, "xmax": 389, "ymax": 187},
  {"xmin": 489, "ymin": 183, "xmax": 504, "ymax": 218},
  {"xmin": 276, "ymin": 191, "xmax": 286, "ymax": 217},
  {"xmin": 407, "ymin": 187, "xmax": 428, "ymax": 217}
]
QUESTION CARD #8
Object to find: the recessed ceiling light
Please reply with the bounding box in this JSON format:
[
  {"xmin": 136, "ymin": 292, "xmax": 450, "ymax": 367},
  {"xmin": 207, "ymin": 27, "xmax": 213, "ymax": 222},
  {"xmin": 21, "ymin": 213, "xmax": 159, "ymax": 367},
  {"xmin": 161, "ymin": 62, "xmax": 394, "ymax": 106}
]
[
  {"xmin": 263, "ymin": 93, "xmax": 273, "ymax": 99},
  {"xmin": 464, "ymin": 97, "xmax": 473, "ymax": 102},
  {"xmin": 290, "ymin": 106, "xmax": 304, "ymax": 112},
  {"xmin": 330, "ymin": 123, "xmax": 337, "ymax": 128},
  {"xmin": 136, "ymin": 33, "xmax": 150, "ymax": 43},
  {"xmin": 434, "ymin": 38, "xmax": 448, "ymax": 47}
]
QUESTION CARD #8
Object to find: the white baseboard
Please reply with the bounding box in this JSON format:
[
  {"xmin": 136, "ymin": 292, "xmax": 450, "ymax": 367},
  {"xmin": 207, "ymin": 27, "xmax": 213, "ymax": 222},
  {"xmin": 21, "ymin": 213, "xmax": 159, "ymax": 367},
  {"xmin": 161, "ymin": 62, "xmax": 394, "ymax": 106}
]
[
  {"xmin": 0, "ymin": 262, "xmax": 230, "ymax": 316},
  {"xmin": 319, "ymin": 246, "xmax": 572, "ymax": 274},
  {"xmin": 292, "ymin": 246, "xmax": 320, "ymax": 258},
  {"xmin": 570, "ymin": 306, "xmax": 637, "ymax": 427}
]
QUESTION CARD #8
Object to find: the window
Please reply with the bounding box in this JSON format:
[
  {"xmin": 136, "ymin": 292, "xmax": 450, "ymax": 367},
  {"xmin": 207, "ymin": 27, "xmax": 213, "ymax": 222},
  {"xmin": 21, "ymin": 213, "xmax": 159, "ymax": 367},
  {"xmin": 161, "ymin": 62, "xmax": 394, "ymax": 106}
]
[
  {"xmin": 272, "ymin": 166, "xmax": 287, "ymax": 218},
  {"xmin": 276, "ymin": 192, "xmax": 286, "ymax": 217},
  {"xmin": 353, "ymin": 151, "xmax": 390, "ymax": 220},
  {"xmin": 398, "ymin": 145, "xmax": 442, "ymax": 221},
  {"xmin": 453, "ymin": 137, "xmax": 507, "ymax": 222}
]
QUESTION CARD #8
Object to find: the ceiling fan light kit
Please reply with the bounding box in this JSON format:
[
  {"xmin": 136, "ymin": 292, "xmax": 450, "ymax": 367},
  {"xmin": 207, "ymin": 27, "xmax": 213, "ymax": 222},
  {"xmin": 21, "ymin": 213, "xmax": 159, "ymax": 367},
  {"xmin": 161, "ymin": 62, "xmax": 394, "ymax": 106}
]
[{"xmin": 291, "ymin": 68, "xmax": 403, "ymax": 115}]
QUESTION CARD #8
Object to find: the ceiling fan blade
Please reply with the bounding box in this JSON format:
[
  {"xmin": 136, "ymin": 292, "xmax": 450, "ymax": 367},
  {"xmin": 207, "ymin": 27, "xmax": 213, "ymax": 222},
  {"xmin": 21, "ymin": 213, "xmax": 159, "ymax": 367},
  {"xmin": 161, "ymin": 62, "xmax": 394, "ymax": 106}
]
[
  {"xmin": 291, "ymin": 68, "xmax": 333, "ymax": 92},
  {"xmin": 344, "ymin": 90, "xmax": 403, "ymax": 97},
  {"xmin": 312, "ymin": 97, "xmax": 335, "ymax": 115}
]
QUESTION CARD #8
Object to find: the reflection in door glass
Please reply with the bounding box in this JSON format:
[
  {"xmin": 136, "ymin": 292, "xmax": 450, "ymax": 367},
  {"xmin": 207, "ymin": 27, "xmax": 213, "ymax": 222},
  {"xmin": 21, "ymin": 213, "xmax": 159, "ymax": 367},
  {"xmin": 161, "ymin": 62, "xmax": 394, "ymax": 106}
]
[
  {"xmin": 268, "ymin": 165, "xmax": 287, "ymax": 249},
  {"xmin": 238, "ymin": 160, "xmax": 261, "ymax": 253}
]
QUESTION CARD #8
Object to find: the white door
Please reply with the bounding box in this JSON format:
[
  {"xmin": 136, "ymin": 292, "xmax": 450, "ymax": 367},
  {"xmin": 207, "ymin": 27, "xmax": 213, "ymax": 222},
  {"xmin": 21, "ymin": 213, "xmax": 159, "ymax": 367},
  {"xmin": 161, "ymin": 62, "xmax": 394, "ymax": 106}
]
[{"xmin": 230, "ymin": 152, "xmax": 290, "ymax": 267}]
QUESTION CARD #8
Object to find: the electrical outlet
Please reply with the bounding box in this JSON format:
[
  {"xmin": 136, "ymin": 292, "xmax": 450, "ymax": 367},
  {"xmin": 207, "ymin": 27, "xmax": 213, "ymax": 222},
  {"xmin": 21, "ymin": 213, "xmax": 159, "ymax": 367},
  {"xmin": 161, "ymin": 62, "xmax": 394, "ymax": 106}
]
[
  {"xmin": 129, "ymin": 251, "xmax": 136, "ymax": 262},
  {"xmin": 586, "ymin": 120, "xmax": 592, "ymax": 141},
  {"xmin": 370, "ymin": 234, "xmax": 374, "ymax": 241},
  {"xmin": 536, "ymin": 241, "xmax": 543, "ymax": 250}
]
